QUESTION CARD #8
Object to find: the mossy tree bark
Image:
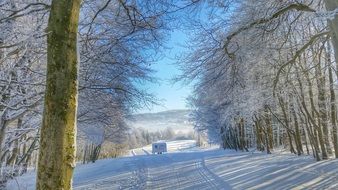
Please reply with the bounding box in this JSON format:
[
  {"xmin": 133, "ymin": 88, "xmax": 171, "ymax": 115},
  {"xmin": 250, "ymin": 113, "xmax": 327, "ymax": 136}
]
[{"xmin": 36, "ymin": 0, "xmax": 81, "ymax": 189}]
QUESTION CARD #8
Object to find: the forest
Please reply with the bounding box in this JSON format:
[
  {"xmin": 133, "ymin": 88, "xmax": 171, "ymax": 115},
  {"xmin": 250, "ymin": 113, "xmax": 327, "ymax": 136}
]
[
  {"xmin": 0, "ymin": 0, "xmax": 338, "ymax": 189},
  {"xmin": 183, "ymin": 0, "xmax": 338, "ymax": 161}
]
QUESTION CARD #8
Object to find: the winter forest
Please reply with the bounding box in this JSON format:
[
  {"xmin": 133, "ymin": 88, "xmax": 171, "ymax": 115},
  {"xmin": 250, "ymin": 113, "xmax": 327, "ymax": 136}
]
[{"xmin": 1, "ymin": 0, "xmax": 338, "ymax": 189}]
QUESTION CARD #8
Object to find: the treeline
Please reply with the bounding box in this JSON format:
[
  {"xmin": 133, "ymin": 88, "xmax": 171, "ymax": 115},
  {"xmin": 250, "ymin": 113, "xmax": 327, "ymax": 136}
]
[
  {"xmin": 76, "ymin": 127, "xmax": 196, "ymax": 164},
  {"xmin": 128, "ymin": 127, "xmax": 195, "ymax": 149},
  {"xmin": 179, "ymin": 0, "xmax": 338, "ymax": 161}
]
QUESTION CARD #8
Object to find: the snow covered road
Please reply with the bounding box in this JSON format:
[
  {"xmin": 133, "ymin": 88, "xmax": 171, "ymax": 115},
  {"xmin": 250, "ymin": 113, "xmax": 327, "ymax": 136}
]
[
  {"xmin": 72, "ymin": 140, "xmax": 230, "ymax": 189},
  {"xmin": 7, "ymin": 140, "xmax": 338, "ymax": 190}
]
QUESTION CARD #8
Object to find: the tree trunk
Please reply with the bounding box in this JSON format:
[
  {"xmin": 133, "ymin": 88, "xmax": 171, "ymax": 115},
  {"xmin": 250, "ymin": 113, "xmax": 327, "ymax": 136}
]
[
  {"xmin": 328, "ymin": 60, "xmax": 338, "ymax": 158},
  {"xmin": 36, "ymin": 0, "xmax": 81, "ymax": 189},
  {"xmin": 264, "ymin": 106, "xmax": 274, "ymax": 151},
  {"xmin": 239, "ymin": 118, "xmax": 248, "ymax": 151},
  {"xmin": 315, "ymin": 61, "xmax": 332, "ymax": 156},
  {"xmin": 290, "ymin": 102, "xmax": 303, "ymax": 155},
  {"xmin": 0, "ymin": 116, "xmax": 8, "ymax": 169},
  {"xmin": 299, "ymin": 115, "xmax": 310, "ymax": 155},
  {"xmin": 324, "ymin": 0, "xmax": 338, "ymax": 63},
  {"xmin": 254, "ymin": 121, "xmax": 262, "ymax": 151},
  {"xmin": 303, "ymin": 65, "xmax": 328, "ymax": 159},
  {"xmin": 287, "ymin": 130, "xmax": 296, "ymax": 154}
]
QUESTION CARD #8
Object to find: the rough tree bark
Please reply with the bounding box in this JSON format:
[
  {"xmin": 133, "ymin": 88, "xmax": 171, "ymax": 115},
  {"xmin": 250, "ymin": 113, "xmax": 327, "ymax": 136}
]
[
  {"xmin": 315, "ymin": 59, "xmax": 332, "ymax": 156},
  {"xmin": 264, "ymin": 106, "xmax": 274, "ymax": 151},
  {"xmin": 324, "ymin": 0, "xmax": 338, "ymax": 63},
  {"xmin": 302, "ymin": 63, "xmax": 328, "ymax": 159},
  {"xmin": 326, "ymin": 41, "xmax": 338, "ymax": 158},
  {"xmin": 328, "ymin": 65, "xmax": 338, "ymax": 158},
  {"xmin": 36, "ymin": 0, "xmax": 81, "ymax": 189},
  {"xmin": 290, "ymin": 101, "xmax": 303, "ymax": 155}
]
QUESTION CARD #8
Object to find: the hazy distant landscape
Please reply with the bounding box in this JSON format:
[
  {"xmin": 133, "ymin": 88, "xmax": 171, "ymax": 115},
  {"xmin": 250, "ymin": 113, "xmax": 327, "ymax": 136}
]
[{"xmin": 127, "ymin": 110, "xmax": 194, "ymax": 134}]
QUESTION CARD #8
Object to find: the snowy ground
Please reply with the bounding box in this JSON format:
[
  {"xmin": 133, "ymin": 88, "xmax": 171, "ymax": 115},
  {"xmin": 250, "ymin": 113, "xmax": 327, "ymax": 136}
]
[{"xmin": 7, "ymin": 140, "xmax": 338, "ymax": 190}]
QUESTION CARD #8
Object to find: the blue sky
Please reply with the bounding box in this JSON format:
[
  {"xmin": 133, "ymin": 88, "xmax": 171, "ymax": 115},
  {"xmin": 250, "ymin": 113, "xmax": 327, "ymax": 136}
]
[
  {"xmin": 137, "ymin": 3, "xmax": 216, "ymax": 114},
  {"xmin": 138, "ymin": 30, "xmax": 193, "ymax": 113}
]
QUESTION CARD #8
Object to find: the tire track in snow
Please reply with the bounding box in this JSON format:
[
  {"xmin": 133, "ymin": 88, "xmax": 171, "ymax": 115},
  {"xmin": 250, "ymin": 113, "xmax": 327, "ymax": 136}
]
[
  {"xmin": 76, "ymin": 140, "xmax": 232, "ymax": 190},
  {"xmin": 198, "ymin": 157, "xmax": 232, "ymax": 189},
  {"xmin": 195, "ymin": 161, "xmax": 219, "ymax": 189},
  {"xmin": 164, "ymin": 155, "xmax": 183, "ymax": 188},
  {"xmin": 114, "ymin": 156, "xmax": 149, "ymax": 189},
  {"xmin": 145, "ymin": 155, "xmax": 178, "ymax": 189},
  {"xmin": 145, "ymin": 154, "xmax": 228, "ymax": 190}
]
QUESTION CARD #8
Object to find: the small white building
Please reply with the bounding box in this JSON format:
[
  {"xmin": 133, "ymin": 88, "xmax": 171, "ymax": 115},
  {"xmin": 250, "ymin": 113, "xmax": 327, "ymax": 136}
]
[{"xmin": 152, "ymin": 142, "xmax": 167, "ymax": 154}]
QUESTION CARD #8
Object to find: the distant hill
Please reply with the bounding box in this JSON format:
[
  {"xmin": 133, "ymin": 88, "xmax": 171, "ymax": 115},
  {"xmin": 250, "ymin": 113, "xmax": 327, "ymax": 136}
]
[{"xmin": 127, "ymin": 109, "xmax": 194, "ymax": 134}]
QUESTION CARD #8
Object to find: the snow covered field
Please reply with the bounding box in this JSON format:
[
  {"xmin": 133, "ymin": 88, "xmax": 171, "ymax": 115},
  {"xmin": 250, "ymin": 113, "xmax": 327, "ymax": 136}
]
[{"xmin": 7, "ymin": 140, "xmax": 338, "ymax": 190}]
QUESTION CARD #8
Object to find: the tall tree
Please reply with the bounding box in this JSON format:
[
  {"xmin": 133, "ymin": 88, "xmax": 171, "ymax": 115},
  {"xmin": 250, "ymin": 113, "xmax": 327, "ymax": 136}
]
[
  {"xmin": 324, "ymin": 0, "xmax": 338, "ymax": 62},
  {"xmin": 36, "ymin": 0, "xmax": 81, "ymax": 189}
]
